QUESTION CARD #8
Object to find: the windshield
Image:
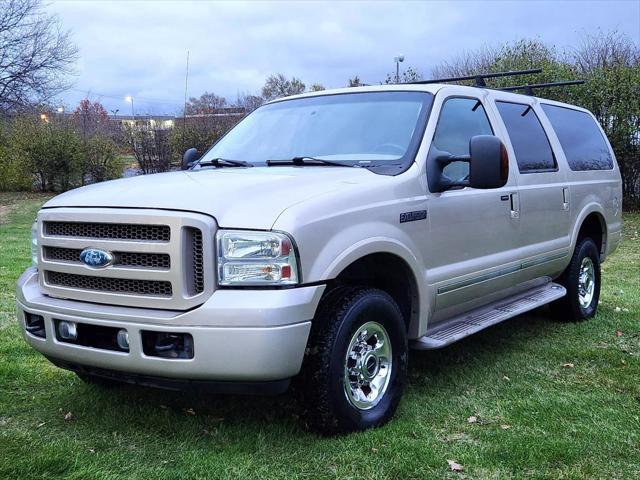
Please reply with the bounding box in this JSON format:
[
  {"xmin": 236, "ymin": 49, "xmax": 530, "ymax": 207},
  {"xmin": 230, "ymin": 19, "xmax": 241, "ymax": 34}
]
[{"xmin": 198, "ymin": 91, "xmax": 433, "ymax": 170}]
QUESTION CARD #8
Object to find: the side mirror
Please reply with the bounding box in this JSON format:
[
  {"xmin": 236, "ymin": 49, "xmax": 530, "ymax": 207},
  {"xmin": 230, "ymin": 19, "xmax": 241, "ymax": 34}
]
[
  {"xmin": 468, "ymin": 135, "xmax": 509, "ymax": 189},
  {"xmin": 181, "ymin": 148, "xmax": 199, "ymax": 170},
  {"xmin": 428, "ymin": 135, "xmax": 508, "ymax": 192}
]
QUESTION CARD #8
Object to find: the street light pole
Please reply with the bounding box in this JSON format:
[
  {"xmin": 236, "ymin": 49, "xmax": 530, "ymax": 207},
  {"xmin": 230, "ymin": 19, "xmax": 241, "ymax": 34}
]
[
  {"xmin": 393, "ymin": 54, "xmax": 405, "ymax": 83},
  {"xmin": 125, "ymin": 96, "xmax": 135, "ymax": 119}
]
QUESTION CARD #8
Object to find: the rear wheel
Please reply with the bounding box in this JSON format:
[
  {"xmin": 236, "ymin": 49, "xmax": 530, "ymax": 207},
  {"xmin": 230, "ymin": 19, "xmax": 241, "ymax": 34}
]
[
  {"xmin": 299, "ymin": 286, "xmax": 408, "ymax": 435},
  {"xmin": 552, "ymin": 237, "xmax": 601, "ymax": 321}
]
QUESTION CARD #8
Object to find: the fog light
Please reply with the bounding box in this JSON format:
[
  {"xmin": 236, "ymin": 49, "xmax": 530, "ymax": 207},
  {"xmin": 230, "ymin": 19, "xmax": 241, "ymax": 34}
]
[
  {"xmin": 58, "ymin": 321, "xmax": 77, "ymax": 340},
  {"xmin": 25, "ymin": 313, "xmax": 46, "ymax": 338},
  {"xmin": 141, "ymin": 331, "xmax": 194, "ymax": 359},
  {"xmin": 116, "ymin": 329, "xmax": 129, "ymax": 350}
]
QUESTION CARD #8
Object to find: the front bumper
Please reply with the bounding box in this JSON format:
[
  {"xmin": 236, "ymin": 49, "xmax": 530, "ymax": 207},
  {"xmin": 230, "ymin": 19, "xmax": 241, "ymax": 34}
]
[{"xmin": 17, "ymin": 268, "xmax": 325, "ymax": 383}]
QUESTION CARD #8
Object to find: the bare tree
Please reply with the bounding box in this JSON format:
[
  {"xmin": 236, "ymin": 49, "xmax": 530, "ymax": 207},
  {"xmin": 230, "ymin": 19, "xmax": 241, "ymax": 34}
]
[
  {"xmin": 185, "ymin": 91, "xmax": 227, "ymax": 115},
  {"xmin": 261, "ymin": 74, "xmax": 305, "ymax": 100},
  {"xmin": 235, "ymin": 92, "xmax": 264, "ymax": 113},
  {"xmin": 0, "ymin": 0, "xmax": 78, "ymax": 113},
  {"xmin": 73, "ymin": 99, "xmax": 109, "ymax": 140},
  {"xmin": 383, "ymin": 66, "xmax": 423, "ymax": 84},
  {"xmin": 347, "ymin": 76, "xmax": 363, "ymax": 87},
  {"xmin": 573, "ymin": 30, "xmax": 640, "ymax": 72},
  {"xmin": 125, "ymin": 123, "xmax": 172, "ymax": 174}
]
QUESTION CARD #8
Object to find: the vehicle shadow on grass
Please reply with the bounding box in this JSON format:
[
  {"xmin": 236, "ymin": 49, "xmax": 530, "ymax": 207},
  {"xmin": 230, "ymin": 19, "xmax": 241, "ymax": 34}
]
[{"xmin": 44, "ymin": 308, "xmax": 564, "ymax": 438}]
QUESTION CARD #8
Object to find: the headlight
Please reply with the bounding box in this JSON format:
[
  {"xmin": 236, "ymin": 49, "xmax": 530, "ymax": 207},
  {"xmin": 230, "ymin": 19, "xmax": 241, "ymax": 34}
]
[
  {"xmin": 216, "ymin": 230, "xmax": 299, "ymax": 286},
  {"xmin": 31, "ymin": 221, "xmax": 38, "ymax": 267}
]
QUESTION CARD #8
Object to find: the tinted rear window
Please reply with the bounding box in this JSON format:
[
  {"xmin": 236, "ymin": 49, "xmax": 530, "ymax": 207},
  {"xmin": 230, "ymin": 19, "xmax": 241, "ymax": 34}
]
[
  {"xmin": 541, "ymin": 104, "xmax": 613, "ymax": 171},
  {"xmin": 496, "ymin": 102, "xmax": 556, "ymax": 172}
]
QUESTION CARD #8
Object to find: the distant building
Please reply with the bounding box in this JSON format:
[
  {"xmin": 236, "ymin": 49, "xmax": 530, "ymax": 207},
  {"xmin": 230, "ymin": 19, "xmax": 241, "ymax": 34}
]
[{"xmin": 108, "ymin": 114, "xmax": 175, "ymax": 130}]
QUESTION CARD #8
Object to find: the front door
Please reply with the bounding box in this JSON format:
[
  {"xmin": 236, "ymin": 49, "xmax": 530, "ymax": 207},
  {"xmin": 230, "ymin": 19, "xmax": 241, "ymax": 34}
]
[{"xmin": 423, "ymin": 93, "xmax": 521, "ymax": 319}]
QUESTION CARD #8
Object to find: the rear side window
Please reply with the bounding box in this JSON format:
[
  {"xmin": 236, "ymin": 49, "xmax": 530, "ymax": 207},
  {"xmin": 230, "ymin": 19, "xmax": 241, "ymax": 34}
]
[
  {"xmin": 496, "ymin": 102, "xmax": 556, "ymax": 172},
  {"xmin": 541, "ymin": 104, "xmax": 613, "ymax": 171},
  {"xmin": 432, "ymin": 97, "xmax": 493, "ymax": 181}
]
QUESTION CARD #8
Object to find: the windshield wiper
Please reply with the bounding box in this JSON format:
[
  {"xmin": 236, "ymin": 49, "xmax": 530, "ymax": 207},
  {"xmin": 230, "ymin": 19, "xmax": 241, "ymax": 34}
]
[
  {"xmin": 196, "ymin": 158, "xmax": 252, "ymax": 168},
  {"xmin": 266, "ymin": 156, "xmax": 355, "ymax": 167}
]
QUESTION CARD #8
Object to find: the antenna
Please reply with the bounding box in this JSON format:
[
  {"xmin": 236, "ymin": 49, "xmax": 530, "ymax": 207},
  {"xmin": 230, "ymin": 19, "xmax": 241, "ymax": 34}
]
[
  {"xmin": 500, "ymin": 80, "xmax": 585, "ymax": 95},
  {"xmin": 182, "ymin": 50, "xmax": 190, "ymax": 153},
  {"xmin": 408, "ymin": 68, "xmax": 542, "ymax": 87}
]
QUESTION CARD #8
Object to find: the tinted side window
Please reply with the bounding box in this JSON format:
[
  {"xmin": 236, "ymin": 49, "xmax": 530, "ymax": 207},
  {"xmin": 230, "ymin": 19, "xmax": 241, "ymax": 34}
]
[
  {"xmin": 432, "ymin": 98, "xmax": 493, "ymax": 181},
  {"xmin": 496, "ymin": 102, "xmax": 555, "ymax": 172},
  {"xmin": 541, "ymin": 104, "xmax": 613, "ymax": 171}
]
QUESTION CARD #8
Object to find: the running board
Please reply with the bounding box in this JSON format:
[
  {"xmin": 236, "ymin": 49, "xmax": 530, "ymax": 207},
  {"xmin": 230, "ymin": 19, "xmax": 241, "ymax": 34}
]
[{"xmin": 412, "ymin": 281, "xmax": 566, "ymax": 350}]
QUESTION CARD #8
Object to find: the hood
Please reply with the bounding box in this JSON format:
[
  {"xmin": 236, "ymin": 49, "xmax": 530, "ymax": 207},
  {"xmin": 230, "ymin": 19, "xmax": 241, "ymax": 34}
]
[{"xmin": 43, "ymin": 166, "xmax": 380, "ymax": 229}]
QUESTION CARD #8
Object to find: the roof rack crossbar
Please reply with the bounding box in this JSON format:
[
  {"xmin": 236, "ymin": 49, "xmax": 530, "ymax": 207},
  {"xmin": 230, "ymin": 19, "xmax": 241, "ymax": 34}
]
[
  {"xmin": 409, "ymin": 68, "xmax": 542, "ymax": 86},
  {"xmin": 500, "ymin": 80, "xmax": 585, "ymax": 95}
]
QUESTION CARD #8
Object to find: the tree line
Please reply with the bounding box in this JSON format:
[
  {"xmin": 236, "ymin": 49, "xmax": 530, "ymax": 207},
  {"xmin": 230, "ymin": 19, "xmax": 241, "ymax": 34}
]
[{"xmin": 0, "ymin": 0, "xmax": 638, "ymax": 207}]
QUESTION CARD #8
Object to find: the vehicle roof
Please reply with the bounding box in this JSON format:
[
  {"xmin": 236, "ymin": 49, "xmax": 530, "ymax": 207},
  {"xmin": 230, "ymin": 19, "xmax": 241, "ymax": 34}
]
[{"xmin": 268, "ymin": 83, "xmax": 590, "ymax": 114}]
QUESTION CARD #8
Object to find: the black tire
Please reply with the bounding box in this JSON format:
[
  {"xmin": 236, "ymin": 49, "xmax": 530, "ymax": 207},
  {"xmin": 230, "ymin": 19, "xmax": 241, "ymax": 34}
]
[
  {"xmin": 76, "ymin": 372, "xmax": 120, "ymax": 388},
  {"xmin": 299, "ymin": 286, "xmax": 408, "ymax": 435},
  {"xmin": 551, "ymin": 237, "xmax": 601, "ymax": 321}
]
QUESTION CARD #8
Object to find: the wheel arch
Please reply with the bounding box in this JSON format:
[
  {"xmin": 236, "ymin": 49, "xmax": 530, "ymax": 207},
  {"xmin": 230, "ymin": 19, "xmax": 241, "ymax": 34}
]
[
  {"xmin": 572, "ymin": 204, "xmax": 607, "ymax": 259},
  {"xmin": 321, "ymin": 248, "xmax": 423, "ymax": 339}
]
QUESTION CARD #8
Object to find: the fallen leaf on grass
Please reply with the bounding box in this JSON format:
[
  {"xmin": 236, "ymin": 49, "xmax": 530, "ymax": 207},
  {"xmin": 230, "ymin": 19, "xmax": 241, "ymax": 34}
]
[
  {"xmin": 447, "ymin": 459, "xmax": 464, "ymax": 472},
  {"xmin": 443, "ymin": 432, "xmax": 472, "ymax": 443},
  {"xmin": 467, "ymin": 415, "xmax": 478, "ymax": 424},
  {"xmin": 562, "ymin": 363, "xmax": 575, "ymax": 368},
  {"xmin": 63, "ymin": 412, "xmax": 73, "ymax": 422}
]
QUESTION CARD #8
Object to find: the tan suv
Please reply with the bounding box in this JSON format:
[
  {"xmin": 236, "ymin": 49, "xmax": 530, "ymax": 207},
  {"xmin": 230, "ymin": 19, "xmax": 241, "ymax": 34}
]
[{"xmin": 17, "ymin": 71, "xmax": 622, "ymax": 434}]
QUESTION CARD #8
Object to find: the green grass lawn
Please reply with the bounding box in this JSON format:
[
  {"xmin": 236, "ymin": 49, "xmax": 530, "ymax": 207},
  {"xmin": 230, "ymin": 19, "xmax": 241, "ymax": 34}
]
[{"xmin": 1, "ymin": 192, "xmax": 638, "ymax": 480}]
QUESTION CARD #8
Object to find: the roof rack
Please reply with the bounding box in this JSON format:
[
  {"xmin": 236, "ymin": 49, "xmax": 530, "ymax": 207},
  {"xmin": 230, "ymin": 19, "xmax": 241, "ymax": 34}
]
[
  {"xmin": 499, "ymin": 80, "xmax": 585, "ymax": 95},
  {"xmin": 408, "ymin": 68, "xmax": 542, "ymax": 87}
]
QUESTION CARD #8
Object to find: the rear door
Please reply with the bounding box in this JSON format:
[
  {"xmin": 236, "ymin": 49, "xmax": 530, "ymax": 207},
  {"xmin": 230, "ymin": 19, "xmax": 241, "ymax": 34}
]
[{"xmin": 491, "ymin": 97, "xmax": 571, "ymax": 279}]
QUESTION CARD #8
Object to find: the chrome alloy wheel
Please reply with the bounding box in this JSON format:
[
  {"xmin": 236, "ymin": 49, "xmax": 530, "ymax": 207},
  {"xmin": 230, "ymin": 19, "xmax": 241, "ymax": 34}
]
[
  {"xmin": 343, "ymin": 321, "xmax": 392, "ymax": 410},
  {"xmin": 578, "ymin": 257, "xmax": 596, "ymax": 308}
]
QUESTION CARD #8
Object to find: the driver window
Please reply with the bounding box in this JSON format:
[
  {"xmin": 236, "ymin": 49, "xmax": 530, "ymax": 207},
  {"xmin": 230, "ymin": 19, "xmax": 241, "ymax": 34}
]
[{"xmin": 432, "ymin": 97, "xmax": 493, "ymax": 181}]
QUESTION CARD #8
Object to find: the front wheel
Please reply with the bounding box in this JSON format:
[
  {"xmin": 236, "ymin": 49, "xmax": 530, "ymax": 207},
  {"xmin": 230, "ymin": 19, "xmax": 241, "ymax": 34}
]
[
  {"xmin": 299, "ymin": 287, "xmax": 408, "ymax": 435},
  {"xmin": 552, "ymin": 237, "xmax": 601, "ymax": 321}
]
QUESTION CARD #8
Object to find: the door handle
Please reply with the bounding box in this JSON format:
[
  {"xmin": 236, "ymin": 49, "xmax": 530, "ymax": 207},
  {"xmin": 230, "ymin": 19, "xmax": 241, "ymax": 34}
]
[
  {"xmin": 510, "ymin": 192, "xmax": 520, "ymax": 219},
  {"xmin": 562, "ymin": 187, "xmax": 569, "ymax": 210}
]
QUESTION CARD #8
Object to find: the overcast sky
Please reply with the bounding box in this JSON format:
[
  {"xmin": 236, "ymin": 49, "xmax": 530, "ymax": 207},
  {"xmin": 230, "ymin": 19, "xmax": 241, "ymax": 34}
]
[{"xmin": 50, "ymin": 0, "xmax": 640, "ymax": 115}]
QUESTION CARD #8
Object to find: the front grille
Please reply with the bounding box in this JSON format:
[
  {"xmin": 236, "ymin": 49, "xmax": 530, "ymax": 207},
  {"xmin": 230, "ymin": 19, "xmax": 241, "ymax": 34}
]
[
  {"xmin": 191, "ymin": 228, "xmax": 205, "ymax": 294},
  {"xmin": 46, "ymin": 271, "xmax": 173, "ymax": 297},
  {"xmin": 118, "ymin": 251, "xmax": 171, "ymax": 269},
  {"xmin": 38, "ymin": 209, "xmax": 214, "ymax": 310},
  {"xmin": 43, "ymin": 246, "xmax": 171, "ymax": 269},
  {"xmin": 44, "ymin": 221, "xmax": 170, "ymax": 242}
]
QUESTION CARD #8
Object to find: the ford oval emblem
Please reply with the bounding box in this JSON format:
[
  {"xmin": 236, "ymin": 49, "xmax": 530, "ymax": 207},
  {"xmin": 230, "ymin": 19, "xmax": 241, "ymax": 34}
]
[{"xmin": 80, "ymin": 248, "xmax": 114, "ymax": 268}]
